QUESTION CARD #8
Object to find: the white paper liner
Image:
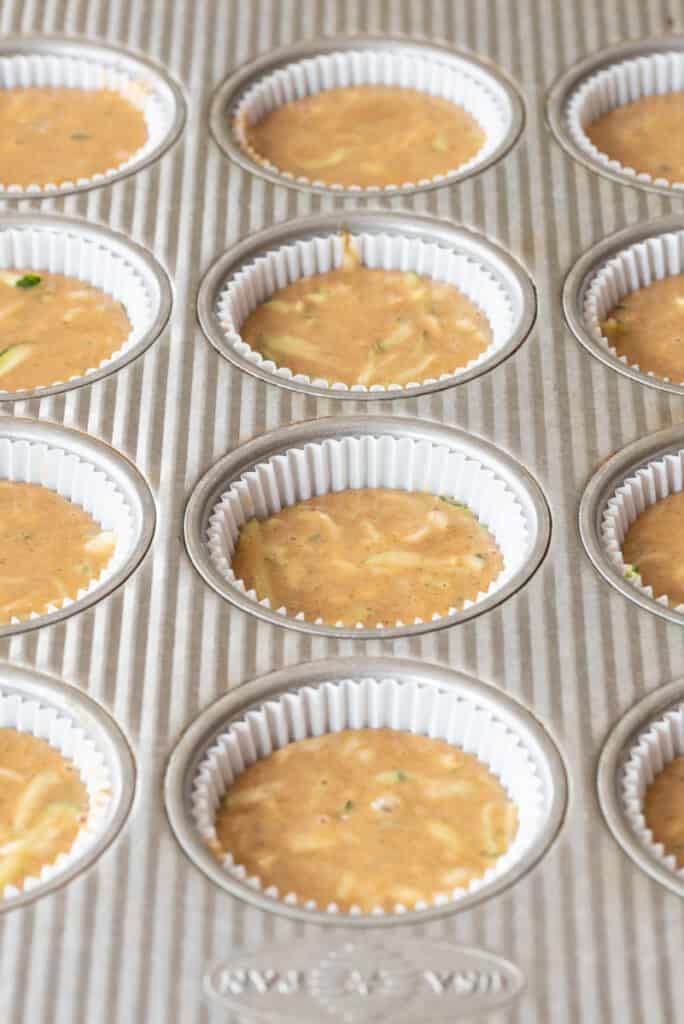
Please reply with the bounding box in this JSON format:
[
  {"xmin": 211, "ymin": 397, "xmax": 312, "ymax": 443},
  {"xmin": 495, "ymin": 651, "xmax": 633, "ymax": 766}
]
[
  {"xmin": 218, "ymin": 232, "xmax": 515, "ymax": 393},
  {"xmin": 0, "ymin": 52, "xmax": 175, "ymax": 194},
  {"xmin": 0, "ymin": 224, "xmax": 157, "ymax": 396},
  {"xmin": 567, "ymin": 51, "xmax": 684, "ymax": 190},
  {"xmin": 0, "ymin": 435, "xmax": 134, "ymax": 624},
  {"xmin": 0, "ymin": 688, "xmax": 112, "ymax": 901},
  {"xmin": 207, "ymin": 434, "xmax": 531, "ymax": 630},
  {"xmin": 191, "ymin": 676, "xmax": 545, "ymax": 916},
  {"xmin": 622, "ymin": 702, "xmax": 684, "ymax": 877},
  {"xmin": 233, "ymin": 47, "xmax": 513, "ymax": 193},
  {"xmin": 601, "ymin": 448, "xmax": 684, "ymax": 612}
]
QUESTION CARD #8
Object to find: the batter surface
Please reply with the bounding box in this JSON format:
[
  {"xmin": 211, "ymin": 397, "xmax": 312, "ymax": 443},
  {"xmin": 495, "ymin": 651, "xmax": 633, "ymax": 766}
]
[
  {"xmin": 0, "ymin": 481, "xmax": 117, "ymax": 623},
  {"xmin": 0, "ymin": 727, "xmax": 88, "ymax": 891},
  {"xmin": 600, "ymin": 273, "xmax": 684, "ymax": 382},
  {"xmin": 241, "ymin": 85, "xmax": 485, "ymax": 188},
  {"xmin": 586, "ymin": 91, "xmax": 684, "ymax": 182},
  {"xmin": 622, "ymin": 490, "xmax": 684, "ymax": 607},
  {"xmin": 212, "ymin": 727, "xmax": 518, "ymax": 911},
  {"xmin": 644, "ymin": 754, "xmax": 684, "ymax": 868},
  {"xmin": 0, "ymin": 86, "xmax": 148, "ymax": 188},
  {"xmin": 240, "ymin": 242, "xmax": 492, "ymax": 387},
  {"xmin": 0, "ymin": 269, "xmax": 131, "ymax": 391},
  {"xmin": 231, "ymin": 487, "xmax": 503, "ymax": 626}
]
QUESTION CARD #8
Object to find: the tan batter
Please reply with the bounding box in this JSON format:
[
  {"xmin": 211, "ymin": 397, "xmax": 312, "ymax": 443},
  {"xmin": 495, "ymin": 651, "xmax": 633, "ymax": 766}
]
[
  {"xmin": 211, "ymin": 728, "xmax": 517, "ymax": 911},
  {"xmin": 586, "ymin": 92, "xmax": 684, "ymax": 182},
  {"xmin": 0, "ymin": 87, "xmax": 148, "ymax": 188},
  {"xmin": 0, "ymin": 481, "xmax": 116, "ymax": 624},
  {"xmin": 622, "ymin": 490, "xmax": 684, "ymax": 606},
  {"xmin": 0, "ymin": 269, "xmax": 131, "ymax": 391},
  {"xmin": 600, "ymin": 275, "xmax": 684, "ymax": 383},
  {"xmin": 240, "ymin": 240, "xmax": 492, "ymax": 387},
  {"xmin": 0, "ymin": 728, "xmax": 88, "ymax": 891},
  {"xmin": 231, "ymin": 488, "xmax": 503, "ymax": 626},
  {"xmin": 644, "ymin": 754, "xmax": 684, "ymax": 868},
  {"xmin": 241, "ymin": 85, "xmax": 485, "ymax": 188}
]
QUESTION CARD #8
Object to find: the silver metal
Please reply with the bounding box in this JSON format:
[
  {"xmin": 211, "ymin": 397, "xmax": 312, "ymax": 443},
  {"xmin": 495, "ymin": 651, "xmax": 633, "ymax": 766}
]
[
  {"xmin": 0, "ymin": 212, "xmax": 173, "ymax": 402},
  {"xmin": 0, "ymin": 416, "xmax": 155, "ymax": 638},
  {"xmin": 562, "ymin": 212, "xmax": 684, "ymax": 396},
  {"xmin": 197, "ymin": 210, "xmax": 537, "ymax": 400},
  {"xmin": 0, "ymin": 34, "xmax": 186, "ymax": 201},
  {"xmin": 546, "ymin": 35, "xmax": 684, "ymax": 198},
  {"xmin": 165, "ymin": 656, "xmax": 568, "ymax": 927},
  {"xmin": 0, "ymin": 661, "xmax": 135, "ymax": 913},
  {"xmin": 183, "ymin": 414, "xmax": 551, "ymax": 639},
  {"xmin": 208, "ymin": 35, "xmax": 525, "ymax": 198},
  {"xmin": 579, "ymin": 423, "xmax": 684, "ymax": 625},
  {"xmin": 598, "ymin": 677, "xmax": 684, "ymax": 899}
]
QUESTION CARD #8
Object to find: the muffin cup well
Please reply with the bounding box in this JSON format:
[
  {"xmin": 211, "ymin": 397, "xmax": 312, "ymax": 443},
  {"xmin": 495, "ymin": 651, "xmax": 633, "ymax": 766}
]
[
  {"xmin": 0, "ymin": 35, "xmax": 185, "ymax": 199},
  {"xmin": 0, "ymin": 213, "xmax": 172, "ymax": 401},
  {"xmin": 211, "ymin": 36, "xmax": 524, "ymax": 197},
  {"xmin": 191, "ymin": 676, "xmax": 544, "ymax": 916}
]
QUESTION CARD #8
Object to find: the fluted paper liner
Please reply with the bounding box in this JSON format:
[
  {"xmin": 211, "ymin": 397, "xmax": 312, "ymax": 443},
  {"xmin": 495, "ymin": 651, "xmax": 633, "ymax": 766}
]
[
  {"xmin": 218, "ymin": 231, "xmax": 515, "ymax": 393},
  {"xmin": 233, "ymin": 47, "xmax": 513, "ymax": 193},
  {"xmin": 0, "ymin": 223, "xmax": 157, "ymax": 396},
  {"xmin": 0, "ymin": 688, "xmax": 112, "ymax": 901},
  {"xmin": 602, "ymin": 448, "xmax": 684, "ymax": 611},
  {"xmin": 0, "ymin": 436, "xmax": 134, "ymax": 623},
  {"xmin": 0, "ymin": 51, "xmax": 175, "ymax": 194},
  {"xmin": 567, "ymin": 50, "xmax": 684, "ymax": 190},
  {"xmin": 622, "ymin": 702, "xmax": 684, "ymax": 877},
  {"xmin": 207, "ymin": 433, "xmax": 530, "ymax": 629},
  {"xmin": 584, "ymin": 228, "xmax": 684, "ymax": 385},
  {"xmin": 191, "ymin": 676, "xmax": 545, "ymax": 916}
]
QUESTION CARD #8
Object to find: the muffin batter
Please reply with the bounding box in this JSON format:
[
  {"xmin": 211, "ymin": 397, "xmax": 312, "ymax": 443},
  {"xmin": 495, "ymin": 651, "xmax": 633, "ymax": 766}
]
[
  {"xmin": 211, "ymin": 727, "xmax": 518, "ymax": 911},
  {"xmin": 0, "ymin": 269, "xmax": 131, "ymax": 391},
  {"xmin": 622, "ymin": 490, "xmax": 684, "ymax": 606},
  {"xmin": 600, "ymin": 274, "xmax": 684, "ymax": 383},
  {"xmin": 240, "ymin": 241, "xmax": 492, "ymax": 387},
  {"xmin": 0, "ymin": 481, "xmax": 117, "ymax": 623},
  {"xmin": 644, "ymin": 754, "xmax": 684, "ymax": 867},
  {"xmin": 231, "ymin": 487, "xmax": 503, "ymax": 626},
  {"xmin": 0, "ymin": 86, "xmax": 148, "ymax": 188},
  {"xmin": 0, "ymin": 727, "xmax": 88, "ymax": 891},
  {"xmin": 241, "ymin": 85, "xmax": 485, "ymax": 188},
  {"xmin": 586, "ymin": 91, "xmax": 684, "ymax": 183}
]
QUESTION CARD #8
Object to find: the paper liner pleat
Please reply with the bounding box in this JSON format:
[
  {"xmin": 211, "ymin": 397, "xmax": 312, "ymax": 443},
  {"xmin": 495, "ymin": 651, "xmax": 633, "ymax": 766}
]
[
  {"xmin": 207, "ymin": 434, "xmax": 530, "ymax": 629},
  {"xmin": 191, "ymin": 677, "xmax": 544, "ymax": 916}
]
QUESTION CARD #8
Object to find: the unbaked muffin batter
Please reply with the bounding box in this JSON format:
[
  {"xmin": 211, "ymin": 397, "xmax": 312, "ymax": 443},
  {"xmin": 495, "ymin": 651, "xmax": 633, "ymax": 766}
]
[
  {"xmin": 211, "ymin": 728, "xmax": 518, "ymax": 911},
  {"xmin": 241, "ymin": 85, "xmax": 485, "ymax": 188},
  {"xmin": 0, "ymin": 481, "xmax": 116, "ymax": 623},
  {"xmin": 600, "ymin": 274, "xmax": 684, "ymax": 383},
  {"xmin": 0, "ymin": 727, "xmax": 88, "ymax": 891},
  {"xmin": 0, "ymin": 269, "xmax": 131, "ymax": 391},
  {"xmin": 231, "ymin": 488, "xmax": 503, "ymax": 626},
  {"xmin": 622, "ymin": 490, "xmax": 684, "ymax": 606},
  {"xmin": 240, "ymin": 240, "xmax": 492, "ymax": 387},
  {"xmin": 0, "ymin": 87, "xmax": 148, "ymax": 188},
  {"xmin": 586, "ymin": 91, "xmax": 684, "ymax": 182},
  {"xmin": 644, "ymin": 754, "xmax": 684, "ymax": 867}
]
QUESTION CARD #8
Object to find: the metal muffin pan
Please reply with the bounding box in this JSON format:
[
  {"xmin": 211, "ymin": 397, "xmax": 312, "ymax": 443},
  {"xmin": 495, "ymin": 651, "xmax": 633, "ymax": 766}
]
[
  {"xmin": 0, "ymin": 34, "xmax": 185, "ymax": 200},
  {"xmin": 563, "ymin": 213, "xmax": 684, "ymax": 396},
  {"xmin": 165, "ymin": 656, "xmax": 567, "ymax": 928},
  {"xmin": 197, "ymin": 209, "xmax": 537, "ymax": 400},
  {"xmin": 0, "ymin": 212, "xmax": 173, "ymax": 401},
  {"xmin": 547, "ymin": 36, "xmax": 684, "ymax": 198},
  {"xmin": 183, "ymin": 414, "xmax": 551, "ymax": 639},
  {"xmin": 579, "ymin": 423, "xmax": 684, "ymax": 625},
  {"xmin": 209, "ymin": 34, "xmax": 525, "ymax": 198},
  {"xmin": 0, "ymin": 661, "xmax": 135, "ymax": 913},
  {"xmin": 0, "ymin": 416, "xmax": 156, "ymax": 638}
]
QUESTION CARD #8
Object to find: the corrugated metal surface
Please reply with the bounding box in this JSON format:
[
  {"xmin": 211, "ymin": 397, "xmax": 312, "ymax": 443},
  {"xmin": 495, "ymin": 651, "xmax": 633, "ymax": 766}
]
[{"xmin": 1, "ymin": 1, "xmax": 683, "ymax": 1020}]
